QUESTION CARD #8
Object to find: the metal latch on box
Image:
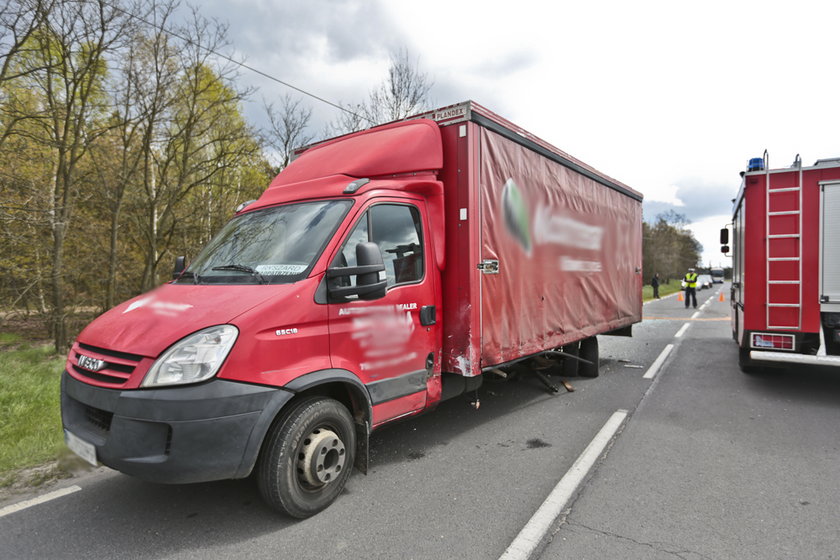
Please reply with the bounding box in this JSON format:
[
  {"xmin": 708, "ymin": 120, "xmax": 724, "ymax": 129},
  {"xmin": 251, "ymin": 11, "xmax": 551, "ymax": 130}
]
[{"xmin": 477, "ymin": 260, "xmax": 499, "ymax": 274}]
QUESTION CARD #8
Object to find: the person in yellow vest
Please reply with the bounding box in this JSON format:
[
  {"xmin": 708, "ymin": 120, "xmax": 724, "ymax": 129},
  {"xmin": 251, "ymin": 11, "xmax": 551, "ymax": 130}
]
[{"xmin": 683, "ymin": 267, "xmax": 698, "ymax": 309}]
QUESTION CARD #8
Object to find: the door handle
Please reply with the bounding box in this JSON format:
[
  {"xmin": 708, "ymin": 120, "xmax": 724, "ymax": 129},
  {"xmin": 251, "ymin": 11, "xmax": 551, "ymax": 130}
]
[{"xmin": 420, "ymin": 305, "xmax": 436, "ymax": 326}]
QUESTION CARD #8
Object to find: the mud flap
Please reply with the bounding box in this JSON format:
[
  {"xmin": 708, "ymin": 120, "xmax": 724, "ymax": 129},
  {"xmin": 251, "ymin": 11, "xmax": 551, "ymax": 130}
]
[{"xmin": 354, "ymin": 419, "xmax": 369, "ymax": 475}]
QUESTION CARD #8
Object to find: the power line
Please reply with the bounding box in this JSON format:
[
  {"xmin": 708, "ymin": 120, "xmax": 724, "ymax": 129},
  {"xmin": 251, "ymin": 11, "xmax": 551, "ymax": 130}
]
[{"xmin": 104, "ymin": 0, "xmax": 372, "ymax": 125}]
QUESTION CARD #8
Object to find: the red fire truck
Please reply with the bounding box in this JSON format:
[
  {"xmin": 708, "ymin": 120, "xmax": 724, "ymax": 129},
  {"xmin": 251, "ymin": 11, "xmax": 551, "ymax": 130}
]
[
  {"xmin": 62, "ymin": 101, "xmax": 643, "ymax": 517},
  {"xmin": 723, "ymin": 152, "xmax": 840, "ymax": 372}
]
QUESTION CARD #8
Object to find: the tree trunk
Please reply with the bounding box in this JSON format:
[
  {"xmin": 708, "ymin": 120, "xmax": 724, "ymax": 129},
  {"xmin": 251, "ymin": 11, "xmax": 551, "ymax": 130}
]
[
  {"xmin": 51, "ymin": 218, "xmax": 67, "ymax": 352},
  {"xmin": 105, "ymin": 203, "xmax": 121, "ymax": 309}
]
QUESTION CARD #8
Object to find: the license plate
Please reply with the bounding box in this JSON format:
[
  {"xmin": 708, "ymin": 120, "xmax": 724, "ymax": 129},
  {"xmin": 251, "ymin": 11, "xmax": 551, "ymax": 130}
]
[{"xmin": 65, "ymin": 430, "xmax": 97, "ymax": 467}]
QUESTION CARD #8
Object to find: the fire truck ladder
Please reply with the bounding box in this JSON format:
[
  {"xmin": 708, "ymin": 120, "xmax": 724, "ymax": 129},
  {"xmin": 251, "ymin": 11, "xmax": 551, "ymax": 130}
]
[{"xmin": 765, "ymin": 151, "xmax": 803, "ymax": 330}]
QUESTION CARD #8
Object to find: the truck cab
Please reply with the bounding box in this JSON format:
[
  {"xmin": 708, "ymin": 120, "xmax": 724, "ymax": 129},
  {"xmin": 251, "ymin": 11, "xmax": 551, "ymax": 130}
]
[{"xmin": 63, "ymin": 119, "xmax": 446, "ymax": 518}]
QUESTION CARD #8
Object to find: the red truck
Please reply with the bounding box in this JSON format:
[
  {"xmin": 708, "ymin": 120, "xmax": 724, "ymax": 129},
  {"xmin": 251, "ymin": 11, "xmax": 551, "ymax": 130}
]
[
  {"xmin": 61, "ymin": 101, "xmax": 643, "ymax": 517},
  {"xmin": 723, "ymin": 152, "xmax": 840, "ymax": 372}
]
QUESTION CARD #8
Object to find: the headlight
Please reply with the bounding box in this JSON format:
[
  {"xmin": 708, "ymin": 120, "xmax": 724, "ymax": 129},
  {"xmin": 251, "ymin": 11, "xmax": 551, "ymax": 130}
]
[{"xmin": 142, "ymin": 325, "xmax": 238, "ymax": 388}]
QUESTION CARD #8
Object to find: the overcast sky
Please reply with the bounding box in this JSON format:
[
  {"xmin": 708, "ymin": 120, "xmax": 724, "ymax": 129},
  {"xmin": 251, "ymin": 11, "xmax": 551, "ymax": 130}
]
[{"xmin": 182, "ymin": 0, "xmax": 840, "ymax": 268}]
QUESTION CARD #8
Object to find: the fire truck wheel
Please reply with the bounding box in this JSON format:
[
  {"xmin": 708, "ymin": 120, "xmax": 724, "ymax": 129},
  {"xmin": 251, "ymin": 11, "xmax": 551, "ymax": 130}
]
[
  {"xmin": 738, "ymin": 347, "xmax": 761, "ymax": 374},
  {"xmin": 578, "ymin": 337, "xmax": 599, "ymax": 378},
  {"xmin": 257, "ymin": 396, "xmax": 355, "ymax": 518},
  {"xmin": 561, "ymin": 342, "xmax": 580, "ymax": 377}
]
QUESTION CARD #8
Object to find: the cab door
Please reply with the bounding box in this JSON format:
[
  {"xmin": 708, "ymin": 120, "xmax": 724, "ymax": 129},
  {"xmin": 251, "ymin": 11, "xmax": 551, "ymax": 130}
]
[{"xmin": 326, "ymin": 199, "xmax": 438, "ymax": 426}]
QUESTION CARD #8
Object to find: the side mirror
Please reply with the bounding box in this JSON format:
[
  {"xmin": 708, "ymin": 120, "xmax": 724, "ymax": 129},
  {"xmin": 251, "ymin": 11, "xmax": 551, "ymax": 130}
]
[
  {"xmin": 720, "ymin": 227, "xmax": 729, "ymax": 244},
  {"xmin": 721, "ymin": 245, "xmax": 730, "ymax": 254},
  {"xmin": 172, "ymin": 256, "xmax": 187, "ymax": 279},
  {"xmin": 326, "ymin": 242, "xmax": 387, "ymax": 301}
]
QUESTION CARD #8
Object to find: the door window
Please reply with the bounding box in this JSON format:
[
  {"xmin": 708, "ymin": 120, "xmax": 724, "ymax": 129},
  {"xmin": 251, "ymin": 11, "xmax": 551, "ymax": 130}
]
[{"xmin": 334, "ymin": 204, "xmax": 424, "ymax": 288}]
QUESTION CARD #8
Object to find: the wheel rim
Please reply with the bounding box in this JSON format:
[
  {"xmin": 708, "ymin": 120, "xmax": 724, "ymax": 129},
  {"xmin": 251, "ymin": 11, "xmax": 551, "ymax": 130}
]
[{"xmin": 297, "ymin": 427, "xmax": 346, "ymax": 487}]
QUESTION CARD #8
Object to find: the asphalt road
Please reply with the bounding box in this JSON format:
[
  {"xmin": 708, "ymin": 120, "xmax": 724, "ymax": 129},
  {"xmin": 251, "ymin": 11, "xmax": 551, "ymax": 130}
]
[{"xmin": 2, "ymin": 283, "xmax": 839, "ymax": 559}]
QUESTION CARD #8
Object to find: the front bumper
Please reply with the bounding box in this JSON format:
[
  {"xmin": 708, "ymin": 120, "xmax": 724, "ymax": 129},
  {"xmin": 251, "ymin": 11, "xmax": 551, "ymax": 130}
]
[
  {"xmin": 749, "ymin": 351, "xmax": 840, "ymax": 367},
  {"xmin": 61, "ymin": 371, "xmax": 293, "ymax": 484}
]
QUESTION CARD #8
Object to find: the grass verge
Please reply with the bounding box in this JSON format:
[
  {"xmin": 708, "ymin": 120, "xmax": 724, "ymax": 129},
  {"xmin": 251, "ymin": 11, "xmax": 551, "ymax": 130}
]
[
  {"xmin": 0, "ymin": 333, "xmax": 69, "ymax": 487},
  {"xmin": 642, "ymin": 279, "xmax": 684, "ymax": 301}
]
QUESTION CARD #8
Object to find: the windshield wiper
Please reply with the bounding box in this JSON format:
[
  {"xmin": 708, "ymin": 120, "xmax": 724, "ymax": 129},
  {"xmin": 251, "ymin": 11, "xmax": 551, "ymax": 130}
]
[{"xmin": 211, "ymin": 264, "xmax": 267, "ymax": 284}]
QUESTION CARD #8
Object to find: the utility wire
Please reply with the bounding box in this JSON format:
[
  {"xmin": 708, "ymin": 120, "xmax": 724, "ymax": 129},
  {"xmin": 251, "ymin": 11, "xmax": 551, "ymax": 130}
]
[{"xmin": 105, "ymin": 0, "xmax": 372, "ymax": 125}]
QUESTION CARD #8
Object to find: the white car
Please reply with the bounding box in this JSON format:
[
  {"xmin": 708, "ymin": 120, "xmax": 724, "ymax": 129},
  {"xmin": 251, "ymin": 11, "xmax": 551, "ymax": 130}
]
[{"xmin": 696, "ymin": 274, "xmax": 713, "ymax": 289}]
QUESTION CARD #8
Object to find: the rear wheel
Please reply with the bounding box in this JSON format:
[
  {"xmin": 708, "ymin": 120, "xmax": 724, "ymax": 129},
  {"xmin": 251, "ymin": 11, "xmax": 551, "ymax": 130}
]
[
  {"xmin": 578, "ymin": 337, "xmax": 600, "ymax": 378},
  {"xmin": 257, "ymin": 397, "xmax": 355, "ymax": 518},
  {"xmin": 738, "ymin": 346, "xmax": 761, "ymax": 374}
]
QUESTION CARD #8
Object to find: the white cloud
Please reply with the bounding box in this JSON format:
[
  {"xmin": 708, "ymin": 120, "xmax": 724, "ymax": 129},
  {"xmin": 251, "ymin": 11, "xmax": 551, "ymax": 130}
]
[
  {"xmin": 688, "ymin": 214, "xmax": 733, "ymax": 270},
  {"xmin": 187, "ymin": 0, "xmax": 839, "ymax": 257}
]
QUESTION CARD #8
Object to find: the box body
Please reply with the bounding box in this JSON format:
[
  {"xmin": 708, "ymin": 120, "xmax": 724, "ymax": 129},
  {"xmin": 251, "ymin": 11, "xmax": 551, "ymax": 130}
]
[
  {"xmin": 428, "ymin": 103, "xmax": 643, "ymax": 376},
  {"xmin": 732, "ymin": 156, "xmax": 840, "ymax": 361}
]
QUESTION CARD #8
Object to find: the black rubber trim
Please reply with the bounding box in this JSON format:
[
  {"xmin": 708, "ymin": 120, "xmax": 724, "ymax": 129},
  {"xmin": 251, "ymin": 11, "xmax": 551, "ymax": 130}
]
[
  {"xmin": 366, "ymin": 369, "xmax": 427, "ymax": 405},
  {"xmin": 283, "ymin": 368, "xmax": 373, "ymax": 421},
  {"xmin": 284, "ymin": 368, "xmax": 368, "ymax": 396},
  {"xmin": 78, "ymin": 342, "xmax": 144, "ymax": 362},
  {"xmin": 470, "ymin": 112, "xmax": 644, "ymax": 202}
]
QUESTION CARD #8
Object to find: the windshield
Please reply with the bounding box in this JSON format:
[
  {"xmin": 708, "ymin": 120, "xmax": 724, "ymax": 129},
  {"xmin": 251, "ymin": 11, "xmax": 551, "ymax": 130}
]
[{"xmin": 177, "ymin": 200, "xmax": 352, "ymax": 285}]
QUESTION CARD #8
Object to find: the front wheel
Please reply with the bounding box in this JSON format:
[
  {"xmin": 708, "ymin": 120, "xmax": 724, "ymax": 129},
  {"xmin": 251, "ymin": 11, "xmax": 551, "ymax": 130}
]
[{"xmin": 257, "ymin": 397, "xmax": 356, "ymax": 518}]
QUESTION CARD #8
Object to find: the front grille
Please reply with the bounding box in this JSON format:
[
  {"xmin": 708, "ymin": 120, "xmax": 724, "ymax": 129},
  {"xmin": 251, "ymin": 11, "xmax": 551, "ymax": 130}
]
[
  {"xmin": 78, "ymin": 342, "xmax": 144, "ymax": 362},
  {"xmin": 164, "ymin": 427, "xmax": 173, "ymax": 455},
  {"xmin": 84, "ymin": 404, "xmax": 113, "ymax": 435},
  {"xmin": 71, "ymin": 342, "xmax": 144, "ymax": 387},
  {"xmin": 72, "ymin": 365, "xmax": 130, "ymax": 385}
]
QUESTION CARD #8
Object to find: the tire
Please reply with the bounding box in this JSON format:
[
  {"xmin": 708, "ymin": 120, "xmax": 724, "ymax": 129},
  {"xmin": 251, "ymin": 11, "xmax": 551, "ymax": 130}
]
[
  {"xmin": 578, "ymin": 337, "xmax": 599, "ymax": 378},
  {"xmin": 738, "ymin": 346, "xmax": 761, "ymax": 374},
  {"xmin": 561, "ymin": 342, "xmax": 579, "ymax": 377},
  {"xmin": 257, "ymin": 397, "xmax": 355, "ymax": 518}
]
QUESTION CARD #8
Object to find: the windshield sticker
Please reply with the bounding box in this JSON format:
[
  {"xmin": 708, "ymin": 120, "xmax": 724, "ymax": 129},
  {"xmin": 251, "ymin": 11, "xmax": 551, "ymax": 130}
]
[{"xmin": 255, "ymin": 264, "xmax": 307, "ymax": 275}]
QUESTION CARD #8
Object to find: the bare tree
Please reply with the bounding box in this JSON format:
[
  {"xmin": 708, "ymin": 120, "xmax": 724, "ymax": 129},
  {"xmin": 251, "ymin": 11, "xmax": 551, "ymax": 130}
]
[
  {"xmin": 329, "ymin": 48, "xmax": 433, "ymax": 135},
  {"xmin": 262, "ymin": 93, "xmax": 313, "ymax": 171},
  {"xmin": 0, "ymin": 0, "xmax": 55, "ymax": 150},
  {"xmin": 0, "ymin": 0, "xmax": 271, "ymax": 343},
  {"xmin": 13, "ymin": 0, "xmax": 135, "ymax": 351},
  {"xmin": 91, "ymin": 0, "xmax": 178, "ymax": 309},
  {"xmin": 134, "ymin": 7, "xmax": 260, "ymax": 290},
  {"xmin": 369, "ymin": 48, "xmax": 433, "ymax": 122}
]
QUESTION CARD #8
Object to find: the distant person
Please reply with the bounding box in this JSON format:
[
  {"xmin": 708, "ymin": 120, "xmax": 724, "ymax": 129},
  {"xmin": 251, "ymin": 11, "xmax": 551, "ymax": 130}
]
[
  {"xmin": 651, "ymin": 273, "xmax": 661, "ymax": 299},
  {"xmin": 683, "ymin": 267, "xmax": 698, "ymax": 309}
]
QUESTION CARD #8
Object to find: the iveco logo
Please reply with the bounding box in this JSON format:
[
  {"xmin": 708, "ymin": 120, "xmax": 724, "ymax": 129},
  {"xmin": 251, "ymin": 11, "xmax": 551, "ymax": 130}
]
[{"xmin": 78, "ymin": 354, "xmax": 106, "ymax": 372}]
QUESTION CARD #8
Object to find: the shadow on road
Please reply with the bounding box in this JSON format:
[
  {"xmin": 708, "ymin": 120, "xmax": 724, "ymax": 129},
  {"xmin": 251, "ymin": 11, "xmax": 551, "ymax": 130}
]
[
  {"xmin": 742, "ymin": 362, "xmax": 840, "ymax": 405},
  {"xmin": 370, "ymin": 366, "xmax": 591, "ymax": 468},
  {"xmin": 5, "ymin": 368, "xmax": 602, "ymax": 559}
]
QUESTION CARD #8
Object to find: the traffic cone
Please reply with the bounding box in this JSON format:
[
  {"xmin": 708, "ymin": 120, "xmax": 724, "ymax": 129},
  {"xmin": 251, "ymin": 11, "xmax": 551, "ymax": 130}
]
[
  {"xmin": 678, "ymin": 291, "xmax": 684, "ymax": 302},
  {"xmin": 719, "ymin": 292, "xmax": 725, "ymax": 302}
]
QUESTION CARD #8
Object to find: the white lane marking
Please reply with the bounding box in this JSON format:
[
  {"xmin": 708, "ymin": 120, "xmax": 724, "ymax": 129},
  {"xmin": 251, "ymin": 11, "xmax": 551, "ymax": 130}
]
[
  {"xmin": 674, "ymin": 323, "xmax": 690, "ymax": 338},
  {"xmin": 691, "ymin": 310, "xmax": 701, "ymax": 319},
  {"xmin": 643, "ymin": 344, "xmax": 674, "ymax": 380},
  {"xmin": 0, "ymin": 485, "xmax": 81, "ymax": 518},
  {"xmin": 499, "ymin": 410, "xmax": 629, "ymax": 560}
]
